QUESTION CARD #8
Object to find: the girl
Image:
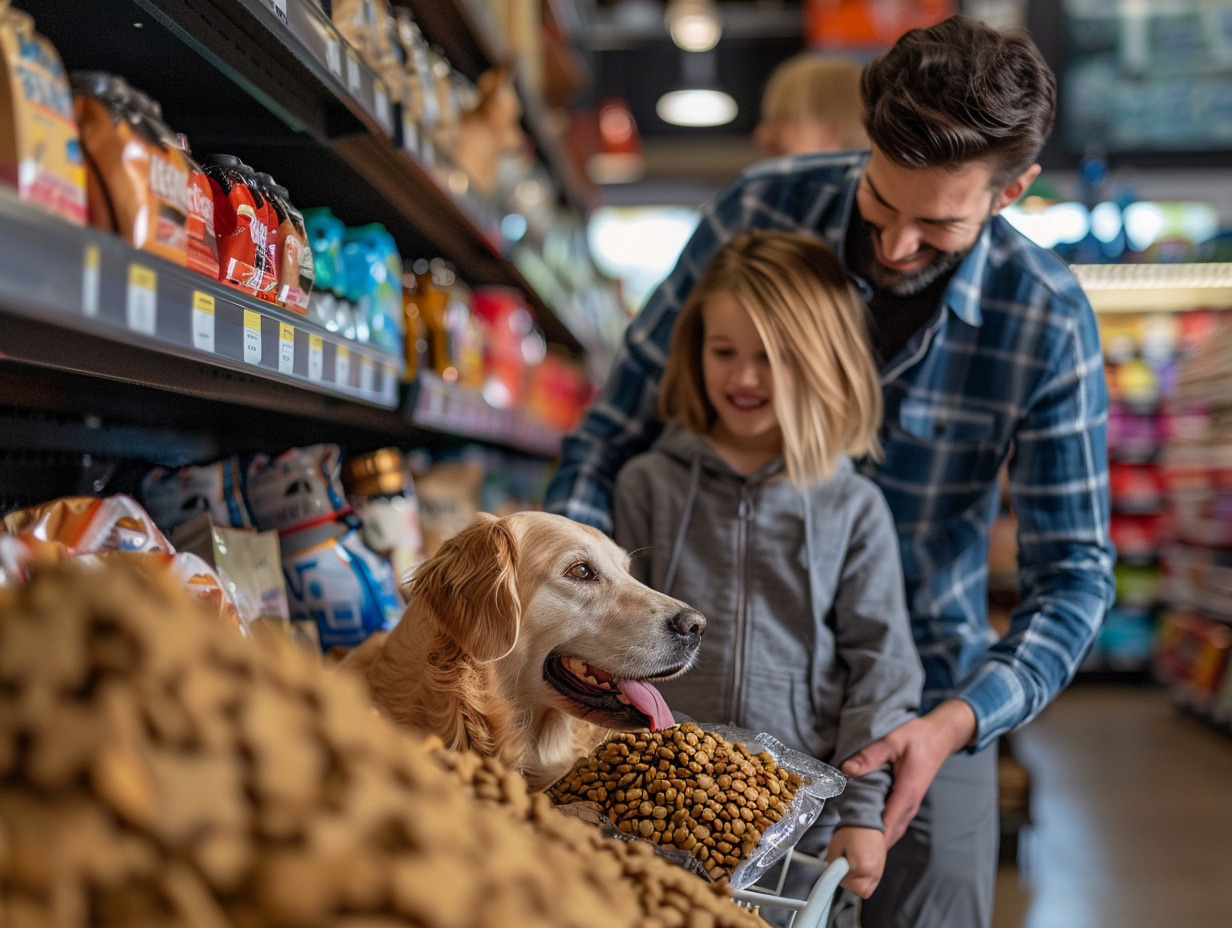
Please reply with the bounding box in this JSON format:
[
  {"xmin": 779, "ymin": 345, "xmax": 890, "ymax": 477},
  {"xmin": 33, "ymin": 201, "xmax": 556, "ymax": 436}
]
[{"xmin": 613, "ymin": 231, "xmax": 923, "ymax": 906}]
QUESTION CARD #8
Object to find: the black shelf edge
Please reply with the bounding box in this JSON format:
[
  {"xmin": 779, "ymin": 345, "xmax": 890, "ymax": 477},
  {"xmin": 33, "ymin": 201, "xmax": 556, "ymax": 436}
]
[{"xmin": 0, "ymin": 192, "xmax": 403, "ymax": 409}]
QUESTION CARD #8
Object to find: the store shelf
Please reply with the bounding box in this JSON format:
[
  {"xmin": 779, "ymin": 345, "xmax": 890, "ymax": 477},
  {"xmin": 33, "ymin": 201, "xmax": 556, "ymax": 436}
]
[
  {"xmin": 399, "ymin": 0, "xmax": 595, "ymax": 212},
  {"xmin": 19, "ymin": 0, "xmax": 587, "ymax": 357},
  {"xmin": 410, "ymin": 373, "xmax": 563, "ymax": 458},
  {"xmin": 1074, "ymin": 262, "xmax": 1232, "ymax": 314},
  {"xmin": 0, "ymin": 193, "xmax": 402, "ymax": 408}
]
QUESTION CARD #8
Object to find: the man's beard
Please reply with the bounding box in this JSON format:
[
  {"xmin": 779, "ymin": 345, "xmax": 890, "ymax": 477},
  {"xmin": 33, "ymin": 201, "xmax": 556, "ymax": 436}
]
[{"xmin": 849, "ymin": 213, "xmax": 980, "ymax": 298}]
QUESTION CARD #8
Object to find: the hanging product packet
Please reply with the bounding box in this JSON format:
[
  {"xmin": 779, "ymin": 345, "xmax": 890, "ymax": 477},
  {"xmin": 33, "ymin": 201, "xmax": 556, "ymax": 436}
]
[
  {"xmin": 302, "ymin": 206, "xmax": 354, "ymax": 338},
  {"xmin": 0, "ymin": 3, "xmax": 86, "ymax": 224},
  {"xmin": 254, "ymin": 171, "xmax": 312, "ymax": 313},
  {"xmin": 202, "ymin": 153, "xmax": 271, "ymax": 297},
  {"xmin": 342, "ymin": 223, "xmax": 404, "ymax": 352},
  {"xmin": 72, "ymin": 72, "xmax": 190, "ymax": 264}
]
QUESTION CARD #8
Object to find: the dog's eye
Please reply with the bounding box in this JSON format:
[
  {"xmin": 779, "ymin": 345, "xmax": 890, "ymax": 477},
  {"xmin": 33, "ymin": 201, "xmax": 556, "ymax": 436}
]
[{"xmin": 567, "ymin": 562, "xmax": 598, "ymax": 581}]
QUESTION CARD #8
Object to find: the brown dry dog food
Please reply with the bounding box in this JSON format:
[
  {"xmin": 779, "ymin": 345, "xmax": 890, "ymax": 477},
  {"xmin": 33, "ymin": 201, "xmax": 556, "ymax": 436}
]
[
  {"xmin": 548, "ymin": 723, "xmax": 803, "ymax": 883},
  {"xmin": 0, "ymin": 560, "xmax": 655, "ymax": 928},
  {"xmin": 435, "ymin": 744, "xmax": 767, "ymax": 928}
]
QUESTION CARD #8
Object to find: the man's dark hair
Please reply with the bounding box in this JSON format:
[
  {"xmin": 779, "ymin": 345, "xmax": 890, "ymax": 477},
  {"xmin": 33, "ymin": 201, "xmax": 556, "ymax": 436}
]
[{"xmin": 861, "ymin": 15, "xmax": 1056, "ymax": 187}]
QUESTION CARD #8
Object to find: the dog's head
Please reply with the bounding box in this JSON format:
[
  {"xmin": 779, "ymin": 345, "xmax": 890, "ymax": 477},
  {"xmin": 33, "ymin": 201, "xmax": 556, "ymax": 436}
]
[{"xmin": 407, "ymin": 511, "xmax": 704, "ymax": 732}]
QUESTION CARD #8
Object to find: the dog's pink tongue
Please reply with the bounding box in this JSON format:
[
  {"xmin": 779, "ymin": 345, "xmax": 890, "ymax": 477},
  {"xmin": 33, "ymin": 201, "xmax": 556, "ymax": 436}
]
[{"xmin": 617, "ymin": 679, "xmax": 675, "ymax": 731}]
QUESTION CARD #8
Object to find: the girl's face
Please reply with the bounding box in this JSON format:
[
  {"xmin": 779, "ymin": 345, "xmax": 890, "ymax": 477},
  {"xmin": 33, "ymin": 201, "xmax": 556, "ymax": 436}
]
[{"xmin": 701, "ymin": 292, "xmax": 783, "ymax": 454}]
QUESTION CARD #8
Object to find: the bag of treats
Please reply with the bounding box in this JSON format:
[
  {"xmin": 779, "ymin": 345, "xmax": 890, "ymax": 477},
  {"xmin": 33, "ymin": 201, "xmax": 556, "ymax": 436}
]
[{"xmin": 547, "ymin": 720, "xmax": 845, "ymax": 890}]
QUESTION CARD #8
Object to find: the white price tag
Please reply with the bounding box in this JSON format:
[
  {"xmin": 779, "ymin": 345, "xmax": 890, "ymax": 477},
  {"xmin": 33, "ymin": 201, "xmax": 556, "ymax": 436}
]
[
  {"xmin": 308, "ymin": 333, "xmax": 323, "ymax": 381},
  {"xmin": 374, "ymin": 80, "xmax": 391, "ymax": 131},
  {"xmin": 345, "ymin": 49, "xmax": 362, "ymax": 95},
  {"xmin": 384, "ymin": 363, "xmax": 398, "ymax": 404},
  {"xmin": 335, "ymin": 344, "xmax": 351, "ymax": 386},
  {"xmin": 82, "ymin": 244, "xmax": 100, "ymax": 318},
  {"xmin": 279, "ymin": 322, "xmax": 295, "ymax": 374},
  {"xmin": 126, "ymin": 264, "xmax": 157, "ymax": 335},
  {"xmin": 243, "ymin": 310, "xmax": 262, "ymax": 365},
  {"xmin": 360, "ymin": 354, "xmax": 375, "ymax": 394},
  {"xmin": 325, "ymin": 29, "xmax": 342, "ymax": 77},
  {"xmin": 402, "ymin": 115, "xmax": 419, "ymax": 156},
  {"xmin": 192, "ymin": 292, "xmax": 215, "ymax": 353},
  {"xmin": 271, "ymin": 0, "xmax": 288, "ymax": 24}
]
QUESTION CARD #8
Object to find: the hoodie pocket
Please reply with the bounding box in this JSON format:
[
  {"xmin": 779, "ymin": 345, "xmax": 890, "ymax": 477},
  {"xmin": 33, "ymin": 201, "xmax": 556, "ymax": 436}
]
[{"xmin": 741, "ymin": 668, "xmax": 821, "ymax": 759}]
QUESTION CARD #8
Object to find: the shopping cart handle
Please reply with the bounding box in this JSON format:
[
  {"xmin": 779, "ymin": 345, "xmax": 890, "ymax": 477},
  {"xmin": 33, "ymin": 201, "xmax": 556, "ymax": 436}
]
[{"xmin": 794, "ymin": 856, "xmax": 849, "ymax": 928}]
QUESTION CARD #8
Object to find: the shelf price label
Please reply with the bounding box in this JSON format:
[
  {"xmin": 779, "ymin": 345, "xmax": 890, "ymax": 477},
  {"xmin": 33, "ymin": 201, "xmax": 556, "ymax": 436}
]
[
  {"xmin": 270, "ymin": 0, "xmax": 288, "ymax": 24},
  {"xmin": 279, "ymin": 322, "xmax": 295, "ymax": 374},
  {"xmin": 126, "ymin": 264, "xmax": 157, "ymax": 335},
  {"xmin": 335, "ymin": 344, "xmax": 351, "ymax": 387},
  {"xmin": 345, "ymin": 48, "xmax": 362, "ymax": 95},
  {"xmin": 324, "ymin": 27, "xmax": 342, "ymax": 78},
  {"xmin": 192, "ymin": 291, "xmax": 215, "ymax": 353},
  {"xmin": 82, "ymin": 244, "xmax": 101, "ymax": 318},
  {"xmin": 359, "ymin": 354, "xmax": 375, "ymax": 394},
  {"xmin": 308, "ymin": 333, "xmax": 323, "ymax": 381},
  {"xmin": 383, "ymin": 362, "xmax": 398, "ymax": 405},
  {"xmin": 401, "ymin": 111, "xmax": 419, "ymax": 157},
  {"xmin": 374, "ymin": 79, "xmax": 391, "ymax": 132},
  {"xmin": 243, "ymin": 310, "xmax": 262, "ymax": 365}
]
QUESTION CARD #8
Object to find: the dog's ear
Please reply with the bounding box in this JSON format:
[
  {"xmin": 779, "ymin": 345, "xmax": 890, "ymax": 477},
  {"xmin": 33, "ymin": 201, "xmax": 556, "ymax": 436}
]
[{"xmin": 409, "ymin": 513, "xmax": 521, "ymax": 662}]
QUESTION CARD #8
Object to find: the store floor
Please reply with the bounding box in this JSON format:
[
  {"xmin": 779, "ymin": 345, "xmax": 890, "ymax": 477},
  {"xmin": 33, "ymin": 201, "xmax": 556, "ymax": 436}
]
[{"xmin": 991, "ymin": 684, "xmax": 1232, "ymax": 928}]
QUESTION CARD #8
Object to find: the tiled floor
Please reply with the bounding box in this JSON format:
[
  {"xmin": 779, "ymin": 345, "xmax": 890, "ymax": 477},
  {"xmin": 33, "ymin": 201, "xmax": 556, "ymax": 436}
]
[{"xmin": 992, "ymin": 684, "xmax": 1232, "ymax": 928}]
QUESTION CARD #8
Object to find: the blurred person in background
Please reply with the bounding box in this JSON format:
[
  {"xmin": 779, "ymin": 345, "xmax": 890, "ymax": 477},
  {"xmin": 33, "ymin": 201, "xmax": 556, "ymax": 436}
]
[{"xmin": 754, "ymin": 53, "xmax": 870, "ymax": 157}]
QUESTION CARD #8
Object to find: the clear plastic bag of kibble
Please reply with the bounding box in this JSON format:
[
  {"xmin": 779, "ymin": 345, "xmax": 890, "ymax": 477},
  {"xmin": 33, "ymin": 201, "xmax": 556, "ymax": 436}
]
[
  {"xmin": 701, "ymin": 723, "xmax": 847, "ymax": 891},
  {"xmin": 548, "ymin": 721, "xmax": 845, "ymax": 890}
]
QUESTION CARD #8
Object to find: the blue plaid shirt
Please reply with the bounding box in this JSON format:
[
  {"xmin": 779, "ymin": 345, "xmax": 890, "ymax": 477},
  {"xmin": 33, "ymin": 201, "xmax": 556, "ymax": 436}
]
[{"xmin": 545, "ymin": 151, "xmax": 1115, "ymax": 751}]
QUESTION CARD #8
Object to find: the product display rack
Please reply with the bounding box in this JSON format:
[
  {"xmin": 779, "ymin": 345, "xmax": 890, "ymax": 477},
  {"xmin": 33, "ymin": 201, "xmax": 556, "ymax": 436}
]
[{"xmin": 1, "ymin": 0, "xmax": 603, "ymax": 510}]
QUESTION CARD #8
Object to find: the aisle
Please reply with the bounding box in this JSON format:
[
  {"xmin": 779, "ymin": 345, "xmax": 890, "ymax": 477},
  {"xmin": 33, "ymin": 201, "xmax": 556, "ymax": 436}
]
[{"xmin": 992, "ymin": 684, "xmax": 1232, "ymax": 928}]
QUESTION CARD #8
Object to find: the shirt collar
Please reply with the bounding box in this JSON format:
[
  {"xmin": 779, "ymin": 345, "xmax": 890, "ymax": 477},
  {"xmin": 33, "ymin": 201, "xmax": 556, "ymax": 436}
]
[{"xmin": 941, "ymin": 221, "xmax": 993, "ymax": 327}]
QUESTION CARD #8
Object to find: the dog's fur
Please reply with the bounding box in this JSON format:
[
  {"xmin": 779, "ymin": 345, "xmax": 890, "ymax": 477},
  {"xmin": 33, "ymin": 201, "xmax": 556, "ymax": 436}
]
[{"xmin": 344, "ymin": 511, "xmax": 705, "ymax": 790}]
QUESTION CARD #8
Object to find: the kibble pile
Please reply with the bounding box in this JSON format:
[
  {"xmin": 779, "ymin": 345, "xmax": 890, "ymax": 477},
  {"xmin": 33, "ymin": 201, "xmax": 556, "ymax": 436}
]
[
  {"xmin": 547, "ymin": 723, "xmax": 802, "ymax": 883},
  {"xmin": 0, "ymin": 560, "xmax": 770, "ymax": 928},
  {"xmin": 434, "ymin": 748, "xmax": 767, "ymax": 928}
]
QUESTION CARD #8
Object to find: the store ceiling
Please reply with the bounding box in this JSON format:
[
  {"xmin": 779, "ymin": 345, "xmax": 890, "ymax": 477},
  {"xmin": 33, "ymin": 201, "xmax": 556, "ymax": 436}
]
[{"xmin": 584, "ymin": 1, "xmax": 810, "ymax": 206}]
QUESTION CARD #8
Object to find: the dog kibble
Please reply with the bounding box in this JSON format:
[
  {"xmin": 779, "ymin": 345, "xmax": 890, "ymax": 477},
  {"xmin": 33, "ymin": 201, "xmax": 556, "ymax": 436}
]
[
  {"xmin": 547, "ymin": 722, "xmax": 802, "ymax": 883},
  {"xmin": 0, "ymin": 560, "xmax": 767, "ymax": 928}
]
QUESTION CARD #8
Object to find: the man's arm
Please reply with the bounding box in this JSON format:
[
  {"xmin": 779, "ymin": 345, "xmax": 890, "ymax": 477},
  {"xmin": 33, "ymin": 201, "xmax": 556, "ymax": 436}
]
[
  {"xmin": 960, "ymin": 299, "xmax": 1115, "ymax": 749},
  {"xmin": 844, "ymin": 292, "xmax": 1114, "ymax": 844}
]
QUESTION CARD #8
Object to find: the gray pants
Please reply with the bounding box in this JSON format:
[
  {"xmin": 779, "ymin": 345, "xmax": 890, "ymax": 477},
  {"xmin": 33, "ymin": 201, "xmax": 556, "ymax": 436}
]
[
  {"xmin": 765, "ymin": 744, "xmax": 998, "ymax": 928},
  {"xmin": 861, "ymin": 744, "xmax": 1000, "ymax": 928}
]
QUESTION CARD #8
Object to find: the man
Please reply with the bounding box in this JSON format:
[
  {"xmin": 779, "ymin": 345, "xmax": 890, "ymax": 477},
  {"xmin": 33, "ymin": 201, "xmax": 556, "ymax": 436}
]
[{"xmin": 545, "ymin": 15, "xmax": 1114, "ymax": 928}]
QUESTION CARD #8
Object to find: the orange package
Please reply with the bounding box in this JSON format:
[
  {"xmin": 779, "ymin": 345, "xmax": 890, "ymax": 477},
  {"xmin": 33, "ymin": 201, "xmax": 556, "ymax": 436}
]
[
  {"xmin": 72, "ymin": 72, "xmax": 190, "ymax": 265},
  {"xmin": 2, "ymin": 493, "xmax": 172, "ymax": 554},
  {"xmin": 0, "ymin": 4, "xmax": 86, "ymax": 223}
]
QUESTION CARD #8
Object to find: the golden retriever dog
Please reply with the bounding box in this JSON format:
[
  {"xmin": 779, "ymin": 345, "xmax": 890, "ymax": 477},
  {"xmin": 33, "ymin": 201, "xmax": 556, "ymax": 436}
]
[{"xmin": 344, "ymin": 511, "xmax": 706, "ymax": 790}]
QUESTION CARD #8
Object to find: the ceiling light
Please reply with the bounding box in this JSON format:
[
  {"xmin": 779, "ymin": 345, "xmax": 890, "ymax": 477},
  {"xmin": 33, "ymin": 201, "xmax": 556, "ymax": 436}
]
[
  {"xmin": 665, "ymin": 0, "xmax": 722, "ymax": 53},
  {"xmin": 656, "ymin": 89, "xmax": 737, "ymax": 127}
]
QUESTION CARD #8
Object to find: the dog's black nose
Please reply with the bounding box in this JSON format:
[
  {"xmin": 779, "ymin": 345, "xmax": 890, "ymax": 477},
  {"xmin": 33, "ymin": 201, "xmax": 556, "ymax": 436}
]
[{"xmin": 668, "ymin": 608, "xmax": 706, "ymax": 642}]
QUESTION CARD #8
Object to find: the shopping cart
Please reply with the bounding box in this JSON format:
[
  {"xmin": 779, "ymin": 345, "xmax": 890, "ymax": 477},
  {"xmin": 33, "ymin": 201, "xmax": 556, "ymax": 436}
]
[{"xmin": 730, "ymin": 851, "xmax": 850, "ymax": 928}]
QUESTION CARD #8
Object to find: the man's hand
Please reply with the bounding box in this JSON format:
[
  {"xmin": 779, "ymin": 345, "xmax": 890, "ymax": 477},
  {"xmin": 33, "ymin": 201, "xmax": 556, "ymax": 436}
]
[
  {"xmin": 840, "ymin": 699, "xmax": 977, "ymax": 846},
  {"xmin": 825, "ymin": 826, "xmax": 885, "ymax": 899}
]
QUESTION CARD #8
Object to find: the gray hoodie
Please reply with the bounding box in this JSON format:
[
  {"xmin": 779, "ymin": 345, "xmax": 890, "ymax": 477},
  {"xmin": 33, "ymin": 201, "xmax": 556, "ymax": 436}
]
[{"xmin": 613, "ymin": 426, "xmax": 923, "ymax": 832}]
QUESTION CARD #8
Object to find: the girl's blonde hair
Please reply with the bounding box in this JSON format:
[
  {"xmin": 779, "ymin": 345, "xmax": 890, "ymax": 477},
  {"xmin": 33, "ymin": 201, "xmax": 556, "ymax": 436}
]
[
  {"xmin": 658, "ymin": 231, "xmax": 882, "ymax": 486},
  {"xmin": 759, "ymin": 54, "xmax": 869, "ymax": 151}
]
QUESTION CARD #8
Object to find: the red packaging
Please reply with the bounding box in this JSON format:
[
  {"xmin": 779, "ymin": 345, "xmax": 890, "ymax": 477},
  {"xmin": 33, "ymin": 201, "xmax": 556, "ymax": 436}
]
[
  {"xmin": 176, "ymin": 134, "xmax": 219, "ymax": 279},
  {"xmin": 237, "ymin": 162, "xmax": 280, "ymax": 303},
  {"xmin": 254, "ymin": 171, "xmax": 312, "ymax": 314},
  {"xmin": 202, "ymin": 154, "xmax": 269, "ymax": 297}
]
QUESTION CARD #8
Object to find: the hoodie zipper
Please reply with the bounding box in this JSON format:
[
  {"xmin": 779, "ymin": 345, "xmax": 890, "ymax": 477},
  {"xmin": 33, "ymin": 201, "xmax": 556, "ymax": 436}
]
[{"xmin": 730, "ymin": 485, "xmax": 754, "ymax": 722}]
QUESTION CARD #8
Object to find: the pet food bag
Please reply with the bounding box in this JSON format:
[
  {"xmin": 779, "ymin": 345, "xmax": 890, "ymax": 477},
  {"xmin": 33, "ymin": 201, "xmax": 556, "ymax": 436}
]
[
  {"xmin": 141, "ymin": 456, "xmax": 254, "ymax": 534},
  {"xmin": 548, "ymin": 721, "xmax": 845, "ymax": 890},
  {"xmin": 247, "ymin": 444, "xmax": 402, "ymax": 650}
]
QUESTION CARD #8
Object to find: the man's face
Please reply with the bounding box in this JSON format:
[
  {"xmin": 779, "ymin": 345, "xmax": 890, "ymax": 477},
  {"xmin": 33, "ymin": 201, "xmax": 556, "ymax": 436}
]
[{"xmin": 852, "ymin": 148, "xmax": 1000, "ymax": 297}]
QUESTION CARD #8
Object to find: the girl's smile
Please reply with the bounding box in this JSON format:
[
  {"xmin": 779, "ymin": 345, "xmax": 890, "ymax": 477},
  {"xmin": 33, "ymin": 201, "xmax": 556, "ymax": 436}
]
[{"xmin": 701, "ymin": 292, "xmax": 783, "ymax": 472}]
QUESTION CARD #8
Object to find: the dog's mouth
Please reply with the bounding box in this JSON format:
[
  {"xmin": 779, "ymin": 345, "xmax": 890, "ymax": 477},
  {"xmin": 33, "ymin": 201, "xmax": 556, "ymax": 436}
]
[{"xmin": 542, "ymin": 652, "xmax": 683, "ymax": 731}]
